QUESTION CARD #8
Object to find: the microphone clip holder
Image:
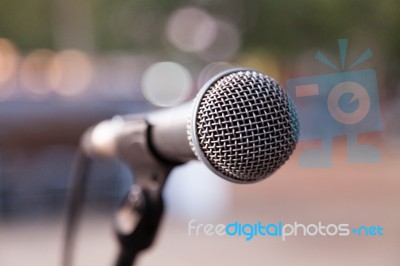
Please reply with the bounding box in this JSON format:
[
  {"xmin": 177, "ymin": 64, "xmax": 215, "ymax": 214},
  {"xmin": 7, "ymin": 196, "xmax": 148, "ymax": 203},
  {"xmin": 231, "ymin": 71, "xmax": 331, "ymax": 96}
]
[{"xmin": 111, "ymin": 119, "xmax": 175, "ymax": 266}]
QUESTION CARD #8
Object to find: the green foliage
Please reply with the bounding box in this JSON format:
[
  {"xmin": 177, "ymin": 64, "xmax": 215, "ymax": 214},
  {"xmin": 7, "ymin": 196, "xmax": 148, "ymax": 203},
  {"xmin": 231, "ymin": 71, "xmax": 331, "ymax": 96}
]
[
  {"xmin": 0, "ymin": 0, "xmax": 399, "ymax": 63},
  {"xmin": 0, "ymin": 0, "xmax": 53, "ymax": 49}
]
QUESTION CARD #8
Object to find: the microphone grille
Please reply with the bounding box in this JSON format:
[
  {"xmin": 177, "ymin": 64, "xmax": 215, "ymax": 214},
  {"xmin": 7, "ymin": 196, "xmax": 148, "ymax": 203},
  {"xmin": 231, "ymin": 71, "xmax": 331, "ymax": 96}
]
[{"xmin": 189, "ymin": 69, "xmax": 299, "ymax": 183}]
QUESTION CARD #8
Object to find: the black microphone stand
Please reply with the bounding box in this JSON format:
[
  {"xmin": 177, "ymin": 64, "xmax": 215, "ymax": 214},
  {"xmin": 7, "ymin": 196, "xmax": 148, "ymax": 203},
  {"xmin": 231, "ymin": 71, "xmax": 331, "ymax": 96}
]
[
  {"xmin": 64, "ymin": 119, "xmax": 177, "ymax": 266},
  {"xmin": 113, "ymin": 171, "xmax": 171, "ymax": 266},
  {"xmin": 110, "ymin": 119, "xmax": 175, "ymax": 266}
]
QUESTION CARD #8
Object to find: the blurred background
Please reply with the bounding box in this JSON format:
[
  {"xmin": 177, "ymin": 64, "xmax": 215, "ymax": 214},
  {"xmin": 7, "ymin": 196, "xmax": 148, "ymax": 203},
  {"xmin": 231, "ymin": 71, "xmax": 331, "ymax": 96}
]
[{"xmin": 0, "ymin": 0, "xmax": 399, "ymax": 265}]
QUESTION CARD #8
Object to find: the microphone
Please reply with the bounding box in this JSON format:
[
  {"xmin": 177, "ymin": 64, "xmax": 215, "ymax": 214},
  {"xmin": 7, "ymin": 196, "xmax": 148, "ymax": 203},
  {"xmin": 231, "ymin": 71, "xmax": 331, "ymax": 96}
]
[
  {"xmin": 82, "ymin": 68, "xmax": 299, "ymax": 183},
  {"xmin": 63, "ymin": 68, "xmax": 300, "ymax": 266}
]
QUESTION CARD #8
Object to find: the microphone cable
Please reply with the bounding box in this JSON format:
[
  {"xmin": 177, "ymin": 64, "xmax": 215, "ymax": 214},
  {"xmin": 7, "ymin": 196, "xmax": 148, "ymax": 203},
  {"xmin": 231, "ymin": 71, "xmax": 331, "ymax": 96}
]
[{"xmin": 62, "ymin": 147, "xmax": 92, "ymax": 266}]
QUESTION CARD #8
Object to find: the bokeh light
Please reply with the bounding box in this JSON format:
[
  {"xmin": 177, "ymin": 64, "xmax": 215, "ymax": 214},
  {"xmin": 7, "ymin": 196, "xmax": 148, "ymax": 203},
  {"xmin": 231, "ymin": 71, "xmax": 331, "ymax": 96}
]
[
  {"xmin": 165, "ymin": 161, "xmax": 231, "ymax": 220},
  {"xmin": 0, "ymin": 38, "xmax": 18, "ymax": 85},
  {"xmin": 20, "ymin": 49, "xmax": 55, "ymax": 95},
  {"xmin": 0, "ymin": 38, "xmax": 18, "ymax": 100},
  {"xmin": 46, "ymin": 49, "xmax": 93, "ymax": 96},
  {"xmin": 141, "ymin": 61, "xmax": 192, "ymax": 107},
  {"xmin": 197, "ymin": 62, "xmax": 235, "ymax": 88},
  {"xmin": 165, "ymin": 7, "xmax": 217, "ymax": 53},
  {"xmin": 198, "ymin": 20, "xmax": 241, "ymax": 62}
]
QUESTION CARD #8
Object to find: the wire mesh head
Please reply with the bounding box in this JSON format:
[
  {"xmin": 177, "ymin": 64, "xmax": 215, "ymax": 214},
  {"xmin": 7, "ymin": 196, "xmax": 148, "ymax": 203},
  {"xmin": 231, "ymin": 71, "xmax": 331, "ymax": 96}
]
[{"xmin": 188, "ymin": 69, "xmax": 299, "ymax": 183}]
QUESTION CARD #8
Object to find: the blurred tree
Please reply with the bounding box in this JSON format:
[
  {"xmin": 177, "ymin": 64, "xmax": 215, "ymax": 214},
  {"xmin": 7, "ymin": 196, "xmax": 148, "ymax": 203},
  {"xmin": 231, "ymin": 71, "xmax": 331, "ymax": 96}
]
[
  {"xmin": 0, "ymin": 0, "xmax": 399, "ymax": 94},
  {"xmin": 0, "ymin": 0, "xmax": 53, "ymax": 49}
]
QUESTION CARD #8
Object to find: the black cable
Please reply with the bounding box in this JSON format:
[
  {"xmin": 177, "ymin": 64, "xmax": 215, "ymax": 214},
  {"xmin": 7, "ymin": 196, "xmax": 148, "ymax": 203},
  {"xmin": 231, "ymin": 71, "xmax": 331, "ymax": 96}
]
[
  {"xmin": 62, "ymin": 148, "xmax": 92, "ymax": 266},
  {"xmin": 116, "ymin": 248, "xmax": 137, "ymax": 266}
]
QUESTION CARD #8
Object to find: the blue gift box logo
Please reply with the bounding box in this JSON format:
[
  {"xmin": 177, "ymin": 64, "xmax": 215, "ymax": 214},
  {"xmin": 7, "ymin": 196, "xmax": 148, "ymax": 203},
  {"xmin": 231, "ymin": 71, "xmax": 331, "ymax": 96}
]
[{"xmin": 286, "ymin": 39, "xmax": 382, "ymax": 168}]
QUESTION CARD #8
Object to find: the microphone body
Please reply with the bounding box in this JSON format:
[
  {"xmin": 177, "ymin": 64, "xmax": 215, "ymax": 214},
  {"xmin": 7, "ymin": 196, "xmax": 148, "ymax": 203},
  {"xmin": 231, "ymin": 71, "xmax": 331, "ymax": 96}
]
[
  {"xmin": 82, "ymin": 68, "xmax": 299, "ymax": 184},
  {"xmin": 147, "ymin": 103, "xmax": 195, "ymax": 163}
]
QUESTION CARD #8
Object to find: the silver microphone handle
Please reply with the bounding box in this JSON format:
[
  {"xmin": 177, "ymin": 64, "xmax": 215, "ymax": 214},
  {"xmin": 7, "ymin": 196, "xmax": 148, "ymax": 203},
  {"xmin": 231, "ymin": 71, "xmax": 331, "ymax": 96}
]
[{"xmin": 147, "ymin": 103, "xmax": 195, "ymax": 163}]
